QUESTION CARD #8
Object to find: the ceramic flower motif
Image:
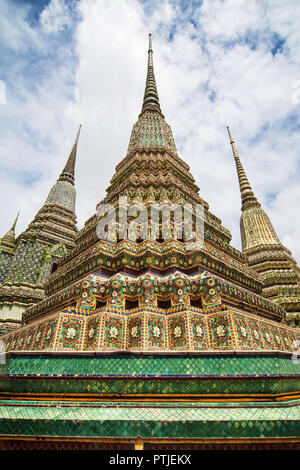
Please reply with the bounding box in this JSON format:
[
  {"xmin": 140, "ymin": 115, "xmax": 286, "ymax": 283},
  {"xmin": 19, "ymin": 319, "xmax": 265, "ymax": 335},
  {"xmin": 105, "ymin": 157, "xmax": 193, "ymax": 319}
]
[
  {"xmin": 216, "ymin": 325, "xmax": 225, "ymax": 337},
  {"xmin": 174, "ymin": 326, "xmax": 182, "ymax": 338},
  {"xmin": 66, "ymin": 327, "xmax": 76, "ymax": 339},
  {"xmin": 240, "ymin": 326, "xmax": 247, "ymax": 338},
  {"xmin": 195, "ymin": 325, "xmax": 203, "ymax": 337},
  {"xmin": 153, "ymin": 326, "xmax": 160, "ymax": 338},
  {"xmin": 253, "ymin": 330, "xmax": 259, "ymax": 340},
  {"xmin": 109, "ymin": 327, "xmax": 118, "ymax": 338},
  {"xmin": 131, "ymin": 326, "xmax": 138, "ymax": 338},
  {"xmin": 88, "ymin": 327, "xmax": 95, "ymax": 339}
]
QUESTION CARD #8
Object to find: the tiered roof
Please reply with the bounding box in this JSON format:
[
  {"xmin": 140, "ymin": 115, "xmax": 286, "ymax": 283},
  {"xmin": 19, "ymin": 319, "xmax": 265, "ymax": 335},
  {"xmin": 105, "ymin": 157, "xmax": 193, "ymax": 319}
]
[{"xmin": 228, "ymin": 127, "xmax": 300, "ymax": 316}]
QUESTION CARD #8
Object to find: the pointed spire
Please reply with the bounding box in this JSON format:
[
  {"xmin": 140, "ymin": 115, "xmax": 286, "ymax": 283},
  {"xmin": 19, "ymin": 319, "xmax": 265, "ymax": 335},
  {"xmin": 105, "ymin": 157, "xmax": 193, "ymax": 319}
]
[
  {"xmin": 58, "ymin": 125, "xmax": 82, "ymax": 185},
  {"xmin": 10, "ymin": 212, "xmax": 19, "ymax": 233},
  {"xmin": 141, "ymin": 34, "xmax": 163, "ymax": 116},
  {"xmin": 0, "ymin": 212, "xmax": 19, "ymax": 252},
  {"xmin": 227, "ymin": 126, "xmax": 260, "ymax": 211}
]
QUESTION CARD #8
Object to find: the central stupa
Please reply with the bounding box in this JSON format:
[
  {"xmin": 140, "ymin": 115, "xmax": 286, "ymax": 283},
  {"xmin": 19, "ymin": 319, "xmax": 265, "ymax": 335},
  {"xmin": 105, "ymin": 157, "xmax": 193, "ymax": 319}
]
[{"xmin": 0, "ymin": 34, "xmax": 299, "ymax": 451}]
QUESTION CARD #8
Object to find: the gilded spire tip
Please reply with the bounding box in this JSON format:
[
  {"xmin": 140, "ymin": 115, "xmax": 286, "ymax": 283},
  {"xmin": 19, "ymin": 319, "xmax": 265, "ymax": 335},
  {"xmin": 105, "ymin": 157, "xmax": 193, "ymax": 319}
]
[
  {"xmin": 226, "ymin": 126, "xmax": 234, "ymax": 144},
  {"xmin": 227, "ymin": 127, "xmax": 260, "ymax": 211}
]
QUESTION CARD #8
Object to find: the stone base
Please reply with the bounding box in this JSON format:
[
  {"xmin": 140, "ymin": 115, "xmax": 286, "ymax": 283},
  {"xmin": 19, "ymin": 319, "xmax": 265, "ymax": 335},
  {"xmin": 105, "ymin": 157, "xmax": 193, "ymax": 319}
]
[{"xmin": 0, "ymin": 353, "xmax": 299, "ymax": 448}]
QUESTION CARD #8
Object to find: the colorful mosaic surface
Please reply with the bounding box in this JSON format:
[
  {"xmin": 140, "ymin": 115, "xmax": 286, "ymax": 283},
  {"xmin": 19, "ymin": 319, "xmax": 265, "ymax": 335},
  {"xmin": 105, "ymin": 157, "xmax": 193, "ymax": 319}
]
[
  {"xmin": 0, "ymin": 35, "xmax": 299, "ymax": 449},
  {"xmin": 228, "ymin": 128, "xmax": 300, "ymax": 317},
  {"xmin": 1, "ymin": 353, "xmax": 300, "ymax": 377},
  {"xmin": 0, "ymin": 132, "xmax": 80, "ymax": 327},
  {"xmin": 24, "ymin": 268, "xmax": 284, "ymax": 325},
  {"xmin": 0, "ymin": 399, "xmax": 298, "ymax": 440},
  {"xmin": 2, "ymin": 303, "xmax": 299, "ymax": 354}
]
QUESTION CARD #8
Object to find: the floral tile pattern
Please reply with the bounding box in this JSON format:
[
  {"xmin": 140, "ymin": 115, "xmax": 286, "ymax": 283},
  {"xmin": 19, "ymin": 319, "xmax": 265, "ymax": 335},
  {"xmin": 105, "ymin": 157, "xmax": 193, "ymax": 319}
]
[
  {"xmin": 56, "ymin": 315, "xmax": 84, "ymax": 351},
  {"xmin": 1, "ymin": 306, "xmax": 299, "ymax": 354}
]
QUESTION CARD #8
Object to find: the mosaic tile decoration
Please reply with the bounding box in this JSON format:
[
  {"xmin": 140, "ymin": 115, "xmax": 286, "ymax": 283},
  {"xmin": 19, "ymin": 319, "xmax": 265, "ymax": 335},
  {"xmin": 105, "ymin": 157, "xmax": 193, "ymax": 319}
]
[
  {"xmin": 1, "ymin": 353, "xmax": 300, "ymax": 377},
  {"xmin": 24, "ymin": 257, "xmax": 285, "ymax": 324},
  {"xmin": 0, "ymin": 351, "xmax": 299, "ymax": 397},
  {"xmin": 0, "ymin": 399, "xmax": 299, "ymax": 440},
  {"xmin": 1, "ymin": 304, "xmax": 299, "ymax": 354},
  {"xmin": 1, "ymin": 375, "xmax": 299, "ymax": 396},
  {"xmin": 0, "ymin": 36, "xmax": 300, "ymax": 449}
]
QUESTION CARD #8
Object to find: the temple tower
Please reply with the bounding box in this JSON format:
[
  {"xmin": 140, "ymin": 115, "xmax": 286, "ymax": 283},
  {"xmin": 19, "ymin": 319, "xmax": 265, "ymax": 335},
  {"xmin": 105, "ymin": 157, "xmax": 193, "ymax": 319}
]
[
  {"xmin": 227, "ymin": 126, "xmax": 300, "ymax": 324},
  {"xmin": 75, "ymin": 34, "xmax": 234, "ymax": 260},
  {"xmin": 0, "ymin": 35, "xmax": 299, "ymax": 450},
  {"xmin": 22, "ymin": 35, "xmax": 284, "ymax": 327},
  {"xmin": 0, "ymin": 127, "xmax": 81, "ymax": 333}
]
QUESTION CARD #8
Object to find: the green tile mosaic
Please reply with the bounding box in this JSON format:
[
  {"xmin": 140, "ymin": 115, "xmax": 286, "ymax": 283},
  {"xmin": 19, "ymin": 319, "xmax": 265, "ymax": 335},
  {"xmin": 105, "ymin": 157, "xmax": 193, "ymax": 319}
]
[
  {"xmin": 1, "ymin": 376, "xmax": 299, "ymax": 396},
  {"xmin": 0, "ymin": 399, "xmax": 299, "ymax": 439},
  {"xmin": 0, "ymin": 353, "xmax": 299, "ymax": 377},
  {"xmin": 1, "ymin": 400, "xmax": 300, "ymax": 421},
  {"xmin": 0, "ymin": 354, "xmax": 299, "ymax": 396}
]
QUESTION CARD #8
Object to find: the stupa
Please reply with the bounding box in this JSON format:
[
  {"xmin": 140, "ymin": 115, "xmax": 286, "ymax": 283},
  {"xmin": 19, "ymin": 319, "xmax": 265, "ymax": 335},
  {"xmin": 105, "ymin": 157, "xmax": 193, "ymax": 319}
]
[
  {"xmin": 0, "ymin": 126, "xmax": 81, "ymax": 335},
  {"xmin": 0, "ymin": 35, "xmax": 299, "ymax": 450},
  {"xmin": 228, "ymin": 127, "xmax": 300, "ymax": 324}
]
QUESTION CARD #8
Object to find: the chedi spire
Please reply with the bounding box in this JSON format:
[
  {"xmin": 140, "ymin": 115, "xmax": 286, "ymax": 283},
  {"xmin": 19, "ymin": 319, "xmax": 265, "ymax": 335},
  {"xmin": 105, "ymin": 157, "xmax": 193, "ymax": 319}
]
[
  {"xmin": 141, "ymin": 33, "xmax": 163, "ymax": 116},
  {"xmin": 58, "ymin": 124, "xmax": 82, "ymax": 185},
  {"xmin": 227, "ymin": 126, "xmax": 260, "ymax": 211}
]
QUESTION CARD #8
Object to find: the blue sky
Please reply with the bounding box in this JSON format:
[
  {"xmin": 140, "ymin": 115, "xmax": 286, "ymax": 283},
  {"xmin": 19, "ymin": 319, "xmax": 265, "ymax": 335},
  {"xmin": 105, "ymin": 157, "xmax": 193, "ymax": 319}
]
[{"xmin": 1, "ymin": 0, "xmax": 300, "ymax": 264}]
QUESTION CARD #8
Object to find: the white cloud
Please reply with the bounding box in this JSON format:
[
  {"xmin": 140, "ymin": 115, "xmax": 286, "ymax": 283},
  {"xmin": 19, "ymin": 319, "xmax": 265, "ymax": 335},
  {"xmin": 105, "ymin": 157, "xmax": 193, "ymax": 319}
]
[
  {"xmin": 1, "ymin": 0, "xmax": 300, "ymax": 268},
  {"xmin": 200, "ymin": 0, "xmax": 264, "ymax": 40},
  {"xmin": 40, "ymin": 0, "xmax": 73, "ymax": 33}
]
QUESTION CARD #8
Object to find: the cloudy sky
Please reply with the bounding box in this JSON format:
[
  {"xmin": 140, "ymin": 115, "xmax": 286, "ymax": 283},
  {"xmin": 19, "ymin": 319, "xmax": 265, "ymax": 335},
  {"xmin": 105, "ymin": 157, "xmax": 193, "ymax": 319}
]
[{"xmin": 1, "ymin": 0, "xmax": 300, "ymax": 263}]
